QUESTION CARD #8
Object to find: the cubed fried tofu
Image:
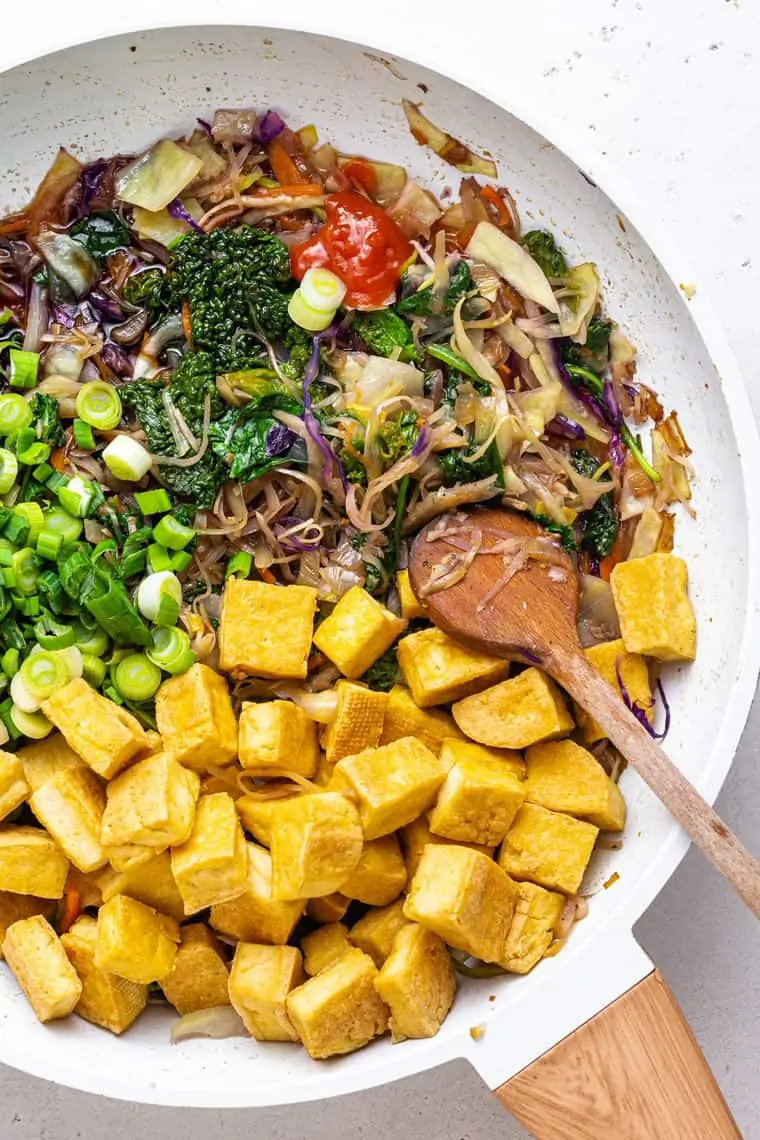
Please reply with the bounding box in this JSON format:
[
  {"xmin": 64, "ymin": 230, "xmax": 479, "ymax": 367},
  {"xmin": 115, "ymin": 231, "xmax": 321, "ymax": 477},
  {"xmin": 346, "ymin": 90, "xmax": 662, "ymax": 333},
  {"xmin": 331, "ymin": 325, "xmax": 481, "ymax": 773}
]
[
  {"xmin": 171, "ymin": 793, "xmax": 248, "ymax": 914},
  {"xmin": 440, "ymin": 738, "xmax": 525, "ymax": 781},
  {"xmin": 139, "ymin": 730, "xmax": 164, "ymax": 756},
  {"xmin": 4, "ymin": 914, "xmax": 82, "ymax": 1022},
  {"xmin": 307, "ymin": 893, "xmax": 350, "ymax": 924},
  {"xmin": 229, "ymin": 943, "xmax": 303, "ymax": 1042},
  {"xmin": 575, "ymin": 639, "xmax": 651, "ymax": 745},
  {"xmin": 160, "ymin": 924, "xmax": 230, "ymax": 1015},
  {"xmin": 375, "ymin": 923, "xmax": 455, "ymax": 1041},
  {"xmin": 397, "ymin": 627, "xmax": 511, "ymax": 708},
  {"xmin": 396, "ymin": 569, "xmax": 426, "ymax": 620},
  {"xmin": 399, "ymin": 816, "xmax": 493, "ymax": 880},
  {"xmin": 236, "ymin": 796, "xmax": 275, "ymax": 847},
  {"xmin": 501, "ymin": 882, "xmax": 565, "ymax": 974},
  {"xmin": 210, "ymin": 843, "xmax": 304, "ymax": 944},
  {"xmin": 339, "ymin": 836, "xmax": 407, "ymax": 906},
  {"xmin": 154, "ymin": 663, "xmax": 237, "ymax": 773},
  {"xmin": 238, "ymin": 700, "xmax": 318, "ymax": 777},
  {"xmin": 219, "ymin": 579, "xmax": 317, "ymax": 679},
  {"xmin": 0, "ymin": 826, "xmax": 69, "ymax": 898},
  {"xmin": 611, "ymin": 553, "xmax": 696, "ymax": 662},
  {"xmin": 349, "ymin": 899, "xmax": 410, "ymax": 968},
  {"xmin": 379, "ymin": 685, "xmax": 463, "ymax": 754},
  {"xmin": 100, "ymin": 851, "xmax": 185, "ymax": 921},
  {"xmin": 269, "ymin": 792, "xmax": 363, "ymax": 899},
  {"xmin": 498, "ymin": 803, "xmax": 599, "ymax": 895},
  {"xmin": 524, "ymin": 740, "xmax": 626, "ymax": 831},
  {"xmin": 322, "ymin": 681, "xmax": 387, "ymax": 765},
  {"xmin": 29, "ymin": 767, "xmax": 107, "ymax": 873},
  {"xmin": 106, "ymin": 844, "xmax": 155, "ymax": 873},
  {"xmin": 101, "ymin": 752, "xmax": 200, "ymax": 852},
  {"xmin": 301, "ymin": 923, "xmax": 350, "ymax": 976},
  {"xmin": 429, "ymin": 757, "xmax": 526, "ymax": 847},
  {"xmin": 313, "ymin": 587, "xmax": 407, "ymax": 680},
  {"xmin": 41, "ymin": 678, "xmax": 147, "ymax": 780},
  {"xmin": 332, "ymin": 737, "xmax": 449, "ymax": 840},
  {"xmin": 0, "ymin": 891, "xmax": 54, "ymax": 958},
  {"xmin": 286, "ymin": 947, "xmax": 388, "ymax": 1059},
  {"xmin": 404, "ymin": 844, "xmax": 519, "ymax": 964},
  {"xmin": 95, "ymin": 894, "xmax": 180, "ymax": 984},
  {"xmin": 17, "ymin": 734, "xmax": 88, "ymax": 794},
  {"xmin": 0, "ymin": 751, "xmax": 29, "ymax": 821},
  {"xmin": 452, "ymin": 668, "xmax": 574, "ymax": 749},
  {"xmin": 61, "ymin": 915, "xmax": 147, "ymax": 1033}
]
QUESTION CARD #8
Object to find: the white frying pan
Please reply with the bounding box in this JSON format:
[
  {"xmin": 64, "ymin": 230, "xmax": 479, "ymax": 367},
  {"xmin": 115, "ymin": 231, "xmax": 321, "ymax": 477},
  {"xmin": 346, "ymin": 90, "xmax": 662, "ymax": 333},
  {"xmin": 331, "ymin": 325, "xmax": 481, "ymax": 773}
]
[{"xmin": 0, "ymin": 16, "xmax": 758, "ymax": 1138}]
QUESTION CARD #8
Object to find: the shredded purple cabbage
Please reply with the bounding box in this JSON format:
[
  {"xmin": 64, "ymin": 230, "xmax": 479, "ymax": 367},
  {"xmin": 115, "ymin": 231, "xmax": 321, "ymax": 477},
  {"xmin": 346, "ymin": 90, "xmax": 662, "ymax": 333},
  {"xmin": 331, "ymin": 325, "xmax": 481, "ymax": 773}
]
[
  {"xmin": 89, "ymin": 291, "xmax": 125, "ymax": 323},
  {"xmin": 546, "ymin": 414, "xmax": 586, "ymax": 441},
  {"xmin": 265, "ymin": 423, "xmax": 298, "ymax": 458},
  {"xmin": 411, "ymin": 423, "xmax": 432, "ymax": 458},
  {"xmin": 602, "ymin": 379, "xmax": 622, "ymax": 427},
  {"xmin": 167, "ymin": 198, "xmax": 203, "ymax": 233},
  {"xmin": 274, "ymin": 516, "xmax": 321, "ymax": 552},
  {"xmin": 303, "ymin": 326, "xmax": 347, "ymax": 490},
  {"xmin": 518, "ymin": 648, "xmax": 542, "ymax": 665},
  {"xmin": 255, "ymin": 110, "xmax": 286, "ymax": 144},
  {"xmin": 53, "ymin": 303, "xmax": 76, "ymax": 329},
  {"xmin": 615, "ymin": 658, "xmax": 670, "ymax": 740},
  {"xmin": 101, "ymin": 342, "xmax": 133, "ymax": 377},
  {"xmin": 78, "ymin": 161, "xmax": 108, "ymax": 216}
]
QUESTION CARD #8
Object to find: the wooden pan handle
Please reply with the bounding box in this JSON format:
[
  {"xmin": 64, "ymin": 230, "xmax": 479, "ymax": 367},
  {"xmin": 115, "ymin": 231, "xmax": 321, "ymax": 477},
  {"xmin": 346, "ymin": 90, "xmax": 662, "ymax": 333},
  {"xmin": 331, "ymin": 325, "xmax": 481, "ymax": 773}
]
[{"xmin": 495, "ymin": 970, "xmax": 740, "ymax": 1139}]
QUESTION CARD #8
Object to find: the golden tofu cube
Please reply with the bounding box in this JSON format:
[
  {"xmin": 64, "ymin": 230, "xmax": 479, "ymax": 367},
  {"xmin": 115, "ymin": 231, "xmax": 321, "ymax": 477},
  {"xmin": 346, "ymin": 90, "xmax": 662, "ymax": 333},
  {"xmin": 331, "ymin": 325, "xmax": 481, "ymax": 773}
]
[
  {"xmin": 440, "ymin": 737, "xmax": 525, "ymax": 781},
  {"xmin": 525, "ymin": 741, "xmax": 626, "ymax": 831},
  {"xmin": 375, "ymin": 923, "xmax": 456, "ymax": 1041},
  {"xmin": 154, "ymin": 663, "xmax": 237, "ymax": 773},
  {"xmin": 3, "ymin": 914, "xmax": 82, "ymax": 1023},
  {"xmin": 41, "ymin": 678, "xmax": 147, "ymax": 780},
  {"xmin": 398, "ymin": 627, "xmax": 511, "ymax": 708},
  {"xmin": 106, "ymin": 844, "xmax": 155, "ymax": 873},
  {"xmin": 61, "ymin": 915, "xmax": 147, "ymax": 1034},
  {"xmin": 269, "ymin": 792, "xmax": 363, "ymax": 899},
  {"xmin": 286, "ymin": 947, "xmax": 388, "ymax": 1059},
  {"xmin": 575, "ymin": 639, "xmax": 652, "ymax": 744},
  {"xmin": 101, "ymin": 751, "xmax": 200, "ymax": 852},
  {"xmin": 229, "ymin": 943, "xmax": 303, "ymax": 1042},
  {"xmin": 404, "ymin": 844, "xmax": 519, "ymax": 964},
  {"xmin": 238, "ymin": 700, "xmax": 318, "ymax": 777},
  {"xmin": 29, "ymin": 768, "xmax": 107, "ymax": 873},
  {"xmin": 100, "ymin": 851, "xmax": 185, "ymax": 921},
  {"xmin": 396, "ymin": 569, "xmax": 426, "ymax": 620},
  {"xmin": 171, "ymin": 793, "xmax": 248, "ymax": 914},
  {"xmin": 339, "ymin": 836, "xmax": 408, "ymax": 906},
  {"xmin": 17, "ymin": 734, "xmax": 88, "ymax": 794},
  {"xmin": 498, "ymin": 803, "xmax": 599, "ymax": 895},
  {"xmin": 160, "ymin": 924, "xmax": 230, "ymax": 1015},
  {"xmin": 313, "ymin": 586, "xmax": 407, "ymax": 680},
  {"xmin": 0, "ymin": 826, "xmax": 69, "ymax": 898},
  {"xmin": 236, "ymin": 796, "xmax": 275, "ymax": 847},
  {"xmin": 380, "ymin": 685, "xmax": 463, "ymax": 754},
  {"xmin": 307, "ymin": 893, "xmax": 350, "ymax": 924},
  {"xmin": 0, "ymin": 751, "xmax": 29, "ymax": 822},
  {"xmin": 219, "ymin": 579, "xmax": 317, "ymax": 679},
  {"xmin": 429, "ymin": 757, "xmax": 526, "ymax": 847},
  {"xmin": 399, "ymin": 816, "xmax": 493, "ymax": 880},
  {"xmin": 301, "ymin": 922, "xmax": 350, "ymax": 976},
  {"xmin": 349, "ymin": 899, "xmax": 410, "ymax": 968},
  {"xmin": 501, "ymin": 882, "xmax": 565, "ymax": 974},
  {"xmin": 95, "ymin": 894, "xmax": 180, "ymax": 984},
  {"xmin": 332, "ymin": 737, "xmax": 449, "ymax": 840},
  {"xmin": 322, "ymin": 681, "xmax": 388, "ymax": 765},
  {"xmin": 611, "ymin": 553, "xmax": 696, "ymax": 662},
  {"xmin": 0, "ymin": 891, "xmax": 54, "ymax": 958},
  {"xmin": 453, "ymin": 668, "xmax": 574, "ymax": 749},
  {"xmin": 210, "ymin": 843, "xmax": 304, "ymax": 944}
]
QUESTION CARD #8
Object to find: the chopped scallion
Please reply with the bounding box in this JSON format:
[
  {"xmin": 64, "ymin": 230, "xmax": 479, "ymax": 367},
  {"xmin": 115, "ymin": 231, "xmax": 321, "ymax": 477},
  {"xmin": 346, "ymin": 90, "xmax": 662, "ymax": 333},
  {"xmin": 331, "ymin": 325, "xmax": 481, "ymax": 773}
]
[
  {"xmin": 43, "ymin": 505, "xmax": 83, "ymax": 544},
  {"xmin": 33, "ymin": 613, "xmax": 75, "ymax": 650},
  {"xmin": 147, "ymin": 626, "xmax": 196, "ymax": 676},
  {"xmin": 32, "ymin": 461, "xmax": 54, "ymax": 484},
  {"xmin": 1, "ymin": 649, "xmax": 19, "ymax": 679},
  {"xmin": 113, "ymin": 652, "xmax": 162, "ymax": 702},
  {"xmin": 73, "ymin": 418, "xmax": 97, "ymax": 450},
  {"xmin": 0, "ymin": 449, "xmax": 18, "ymax": 495},
  {"xmin": 75, "ymin": 381, "xmax": 123, "ymax": 431},
  {"xmin": 136, "ymin": 570, "xmax": 182, "ymax": 626},
  {"xmin": 146, "ymin": 543, "xmax": 172, "ymax": 573},
  {"xmin": 134, "ymin": 488, "xmax": 172, "ymax": 515},
  {"xmin": 8, "ymin": 348, "xmax": 40, "ymax": 390},
  {"xmin": 81, "ymin": 653, "xmax": 107, "ymax": 688},
  {"xmin": 11, "ymin": 548, "xmax": 40, "ymax": 595},
  {"xmin": 10, "ymin": 705, "xmax": 52, "ymax": 739},
  {"xmin": 17, "ymin": 649, "xmax": 70, "ymax": 706},
  {"xmin": 152, "ymin": 514, "xmax": 195, "ymax": 551},
  {"xmin": 0, "ymin": 394, "xmax": 32, "ymax": 438},
  {"xmin": 37, "ymin": 528, "xmax": 64, "ymax": 561},
  {"xmin": 17, "ymin": 440, "xmax": 50, "ymax": 467},
  {"xmin": 168, "ymin": 550, "xmax": 192, "ymax": 573},
  {"xmin": 13, "ymin": 502, "xmax": 44, "ymax": 544},
  {"xmin": 58, "ymin": 476, "xmax": 95, "ymax": 518},
  {"xmin": 103, "ymin": 435, "xmax": 152, "ymax": 481},
  {"xmin": 72, "ymin": 622, "xmax": 109, "ymax": 657},
  {"xmin": 226, "ymin": 551, "xmax": 253, "ymax": 579},
  {"xmin": 103, "ymin": 684, "xmax": 124, "ymax": 705}
]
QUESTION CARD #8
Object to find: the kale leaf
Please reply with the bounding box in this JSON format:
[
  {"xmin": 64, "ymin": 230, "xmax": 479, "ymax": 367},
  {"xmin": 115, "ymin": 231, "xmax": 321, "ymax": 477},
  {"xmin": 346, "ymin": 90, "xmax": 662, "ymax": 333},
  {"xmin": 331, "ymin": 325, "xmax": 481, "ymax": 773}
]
[
  {"xmin": 29, "ymin": 393, "xmax": 65, "ymax": 447},
  {"xmin": 352, "ymin": 310, "xmax": 420, "ymax": 363},
  {"xmin": 397, "ymin": 260, "xmax": 473, "ymax": 318},
  {"xmin": 522, "ymin": 230, "xmax": 568, "ymax": 278},
  {"xmin": 121, "ymin": 268, "xmax": 177, "ymax": 325},
  {"xmin": 361, "ymin": 643, "xmax": 400, "ymax": 692},
  {"xmin": 438, "ymin": 439, "xmax": 503, "ymax": 487},
  {"xmin": 377, "ymin": 410, "xmax": 419, "ymax": 468},
  {"xmin": 208, "ymin": 393, "xmax": 306, "ymax": 484},
  {"xmin": 562, "ymin": 317, "xmax": 613, "ymax": 374},
  {"xmin": 68, "ymin": 211, "xmax": 131, "ymax": 263},
  {"xmin": 570, "ymin": 449, "xmax": 618, "ymax": 558},
  {"xmin": 531, "ymin": 511, "xmax": 578, "ymax": 553}
]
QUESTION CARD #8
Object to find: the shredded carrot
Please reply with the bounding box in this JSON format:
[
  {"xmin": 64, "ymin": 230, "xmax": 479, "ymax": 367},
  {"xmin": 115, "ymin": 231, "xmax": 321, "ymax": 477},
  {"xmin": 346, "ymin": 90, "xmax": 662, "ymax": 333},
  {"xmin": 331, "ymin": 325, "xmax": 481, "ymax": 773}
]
[
  {"xmin": 258, "ymin": 567, "xmax": 277, "ymax": 584},
  {"xmin": 255, "ymin": 182, "xmax": 323, "ymax": 198},
  {"xmin": 496, "ymin": 362, "xmax": 512, "ymax": 386},
  {"xmin": 181, "ymin": 298, "xmax": 193, "ymax": 345},
  {"xmin": 480, "ymin": 184, "xmax": 510, "ymax": 227},
  {"xmin": 267, "ymin": 139, "xmax": 308, "ymax": 186},
  {"xmin": 58, "ymin": 885, "xmax": 80, "ymax": 935},
  {"xmin": 599, "ymin": 531, "xmax": 626, "ymax": 582},
  {"xmin": 51, "ymin": 447, "xmax": 66, "ymax": 472}
]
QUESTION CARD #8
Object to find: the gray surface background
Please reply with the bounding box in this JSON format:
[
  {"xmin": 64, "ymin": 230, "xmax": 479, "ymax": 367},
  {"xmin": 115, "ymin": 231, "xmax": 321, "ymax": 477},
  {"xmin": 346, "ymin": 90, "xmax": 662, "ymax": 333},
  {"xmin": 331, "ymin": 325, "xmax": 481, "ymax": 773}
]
[{"xmin": 2, "ymin": 0, "xmax": 760, "ymax": 1135}]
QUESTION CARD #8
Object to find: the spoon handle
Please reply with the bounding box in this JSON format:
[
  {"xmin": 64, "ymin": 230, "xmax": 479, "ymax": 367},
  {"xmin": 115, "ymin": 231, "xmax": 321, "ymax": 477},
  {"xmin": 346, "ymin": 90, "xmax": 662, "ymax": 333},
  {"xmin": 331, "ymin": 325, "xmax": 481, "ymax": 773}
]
[{"xmin": 549, "ymin": 648, "xmax": 760, "ymax": 919}]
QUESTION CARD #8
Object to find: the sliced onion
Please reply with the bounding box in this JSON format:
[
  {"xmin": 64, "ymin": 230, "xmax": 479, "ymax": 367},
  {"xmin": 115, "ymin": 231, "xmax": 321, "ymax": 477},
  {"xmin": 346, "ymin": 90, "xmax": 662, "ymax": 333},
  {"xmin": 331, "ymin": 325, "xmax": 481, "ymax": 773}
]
[{"xmin": 170, "ymin": 1006, "xmax": 247, "ymax": 1044}]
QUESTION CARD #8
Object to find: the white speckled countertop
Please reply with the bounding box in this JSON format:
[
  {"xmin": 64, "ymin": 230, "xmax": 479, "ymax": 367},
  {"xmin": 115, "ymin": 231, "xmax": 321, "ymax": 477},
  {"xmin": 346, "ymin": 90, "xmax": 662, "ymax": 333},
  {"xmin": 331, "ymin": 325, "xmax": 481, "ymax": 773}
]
[{"xmin": 1, "ymin": 0, "xmax": 759, "ymax": 1135}]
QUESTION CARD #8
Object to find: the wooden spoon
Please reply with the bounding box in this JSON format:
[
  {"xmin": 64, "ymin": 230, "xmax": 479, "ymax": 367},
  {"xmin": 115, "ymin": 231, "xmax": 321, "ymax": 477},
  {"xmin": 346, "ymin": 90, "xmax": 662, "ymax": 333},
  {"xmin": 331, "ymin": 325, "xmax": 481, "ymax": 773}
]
[{"xmin": 409, "ymin": 507, "xmax": 760, "ymax": 918}]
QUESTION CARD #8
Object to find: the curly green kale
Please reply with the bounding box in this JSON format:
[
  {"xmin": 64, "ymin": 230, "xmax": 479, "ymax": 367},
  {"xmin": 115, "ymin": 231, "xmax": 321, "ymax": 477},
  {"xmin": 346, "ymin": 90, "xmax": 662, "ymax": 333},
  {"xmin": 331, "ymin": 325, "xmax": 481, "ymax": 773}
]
[
  {"xmin": 377, "ymin": 410, "xmax": 419, "ymax": 468},
  {"xmin": 562, "ymin": 317, "xmax": 613, "ymax": 374},
  {"xmin": 352, "ymin": 310, "xmax": 420, "ymax": 363},
  {"xmin": 361, "ymin": 643, "xmax": 400, "ymax": 692},
  {"xmin": 397, "ymin": 260, "xmax": 474, "ymax": 318},
  {"xmin": 121, "ymin": 268, "xmax": 177, "ymax": 325},
  {"xmin": 29, "ymin": 393, "xmax": 65, "ymax": 446},
  {"xmin": 570, "ymin": 449, "xmax": 618, "ymax": 559},
  {"xmin": 522, "ymin": 230, "xmax": 568, "ymax": 278},
  {"xmin": 280, "ymin": 324, "xmax": 312, "ymax": 383},
  {"xmin": 531, "ymin": 512, "xmax": 578, "ymax": 553}
]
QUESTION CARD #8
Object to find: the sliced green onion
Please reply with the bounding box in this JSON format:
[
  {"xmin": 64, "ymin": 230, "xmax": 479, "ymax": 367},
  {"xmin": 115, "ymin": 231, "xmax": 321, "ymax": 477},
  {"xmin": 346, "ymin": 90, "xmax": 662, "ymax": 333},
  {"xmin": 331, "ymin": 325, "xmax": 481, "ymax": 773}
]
[
  {"xmin": 13, "ymin": 502, "xmax": 44, "ymax": 544},
  {"xmin": 121, "ymin": 548, "xmax": 147, "ymax": 578},
  {"xmin": 146, "ymin": 543, "xmax": 172, "ymax": 573},
  {"xmin": 299, "ymin": 267, "xmax": 348, "ymax": 313},
  {"xmin": 0, "ymin": 309, "xmax": 12, "ymax": 326},
  {"xmin": 73, "ymin": 622, "xmax": 109, "ymax": 657},
  {"xmin": 73, "ymin": 418, "xmax": 97, "ymax": 450},
  {"xmin": 58, "ymin": 476, "xmax": 95, "ymax": 518},
  {"xmin": 45, "ymin": 471, "xmax": 68, "ymax": 493},
  {"xmin": 18, "ymin": 648, "xmax": 70, "ymax": 705},
  {"xmin": 58, "ymin": 646, "xmax": 83, "ymax": 680},
  {"xmin": 34, "ymin": 614, "xmax": 75, "ymax": 650},
  {"xmin": 0, "ymin": 394, "xmax": 33, "ymax": 438},
  {"xmin": 32, "ymin": 461, "xmax": 54, "ymax": 484},
  {"xmin": 0, "ymin": 449, "xmax": 18, "ymax": 494},
  {"xmin": 168, "ymin": 550, "xmax": 192, "ymax": 573},
  {"xmin": 1, "ymin": 649, "xmax": 19, "ymax": 678},
  {"xmin": 2, "ymin": 513, "xmax": 28, "ymax": 545},
  {"xmin": 152, "ymin": 515, "xmax": 195, "ymax": 551},
  {"xmin": 226, "ymin": 551, "xmax": 253, "ymax": 579},
  {"xmin": 103, "ymin": 435, "xmax": 152, "ymax": 481},
  {"xmin": 10, "ymin": 672, "xmax": 40, "ymax": 714},
  {"xmin": 37, "ymin": 570, "xmax": 66, "ymax": 616},
  {"xmin": 83, "ymin": 577, "xmax": 152, "ymax": 648},
  {"xmin": 147, "ymin": 626, "xmax": 196, "ymax": 676},
  {"xmin": 11, "ymin": 548, "xmax": 40, "ymax": 596},
  {"xmin": 81, "ymin": 653, "xmax": 107, "ymax": 688},
  {"xmin": 75, "ymin": 382, "xmax": 122, "ymax": 431},
  {"xmin": 2, "ymin": 618, "xmax": 26, "ymax": 652},
  {"xmin": 17, "ymin": 441, "xmax": 50, "ymax": 467},
  {"xmin": 113, "ymin": 653, "xmax": 162, "ymax": 701},
  {"xmin": 15, "ymin": 595, "xmax": 40, "ymax": 618},
  {"xmin": 10, "ymin": 705, "xmax": 52, "ymax": 739},
  {"xmin": 135, "ymin": 488, "xmax": 172, "ymax": 516},
  {"xmin": 8, "ymin": 349, "xmax": 40, "ymax": 390},
  {"xmin": 137, "ymin": 570, "xmax": 182, "ymax": 626},
  {"xmin": 43, "ymin": 505, "xmax": 83, "ymax": 544},
  {"xmin": 0, "ymin": 540, "xmax": 14, "ymax": 568},
  {"xmin": 37, "ymin": 528, "xmax": 63, "ymax": 561},
  {"xmin": 103, "ymin": 684, "xmax": 124, "ymax": 705}
]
